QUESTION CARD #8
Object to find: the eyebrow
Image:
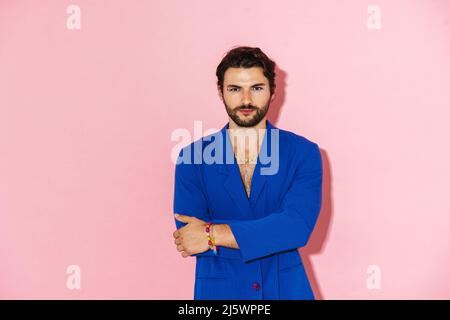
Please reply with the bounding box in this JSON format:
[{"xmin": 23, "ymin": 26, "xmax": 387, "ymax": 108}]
[{"xmin": 226, "ymin": 83, "xmax": 266, "ymax": 88}]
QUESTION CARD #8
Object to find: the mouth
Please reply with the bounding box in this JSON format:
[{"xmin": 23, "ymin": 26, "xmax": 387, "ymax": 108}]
[{"xmin": 239, "ymin": 109, "xmax": 255, "ymax": 116}]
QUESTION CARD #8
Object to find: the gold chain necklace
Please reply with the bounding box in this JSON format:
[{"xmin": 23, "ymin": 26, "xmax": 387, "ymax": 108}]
[{"xmin": 233, "ymin": 136, "xmax": 260, "ymax": 198}]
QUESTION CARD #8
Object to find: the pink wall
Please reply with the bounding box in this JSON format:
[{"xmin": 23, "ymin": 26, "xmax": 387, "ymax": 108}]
[{"xmin": 1, "ymin": 0, "xmax": 449, "ymax": 299}]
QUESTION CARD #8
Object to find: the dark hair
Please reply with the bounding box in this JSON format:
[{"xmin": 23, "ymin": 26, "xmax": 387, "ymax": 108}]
[{"xmin": 216, "ymin": 46, "xmax": 276, "ymax": 96}]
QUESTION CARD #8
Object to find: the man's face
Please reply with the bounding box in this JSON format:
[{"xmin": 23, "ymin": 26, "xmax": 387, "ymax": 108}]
[{"xmin": 219, "ymin": 67, "xmax": 274, "ymax": 127}]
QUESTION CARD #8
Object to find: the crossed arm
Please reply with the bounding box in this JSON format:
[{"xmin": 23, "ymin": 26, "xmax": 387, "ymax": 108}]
[
  {"xmin": 172, "ymin": 215, "xmax": 237, "ymax": 258},
  {"xmin": 172, "ymin": 142, "xmax": 323, "ymax": 263}
]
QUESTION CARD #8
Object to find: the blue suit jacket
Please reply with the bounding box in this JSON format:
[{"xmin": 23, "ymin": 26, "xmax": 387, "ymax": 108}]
[{"xmin": 173, "ymin": 120, "xmax": 323, "ymax": 300}]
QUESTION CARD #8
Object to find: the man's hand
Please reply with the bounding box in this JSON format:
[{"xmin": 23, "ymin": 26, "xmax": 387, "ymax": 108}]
[{"xmin": 173, "ymin": 214, "xmax": 210, "ymax": 258}]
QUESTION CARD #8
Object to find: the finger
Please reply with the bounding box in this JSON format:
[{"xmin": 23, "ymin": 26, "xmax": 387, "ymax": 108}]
[
  {"xmin": 181, "ymin": 251, "xmax": 190, "ymax": 258},
  {"xmin": 173, "ymin": 230, "xmax": 179, "ymax": 238},
  {"xmin": 174, "ymin": 214, "xmax": 193, "ymax": 223},
  {"xmin": 176, "ymin": 245, "xmax": 184, "ymax": 252},
  {"xmin": 174, "ymin": 238, "xmax": 180, "ymax": 245}
]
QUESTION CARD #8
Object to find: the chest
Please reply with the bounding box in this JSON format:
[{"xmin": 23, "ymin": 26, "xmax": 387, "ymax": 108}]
[
  {"xmin": 201, "ymin": 145, "xmax": 294, "ymax": 220},
  {"xmin": 237, "ymin": 163, "xmax": 257, "ymax": 198}
]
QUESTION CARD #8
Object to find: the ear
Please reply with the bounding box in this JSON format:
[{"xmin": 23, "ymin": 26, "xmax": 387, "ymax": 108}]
[
  {"xmin": 217, "ymin": 86, "xmax": 224, "ymax": 101},
  {"xmin": 270, "ymin": 92, "xmax": 276, "ymax": 102}
]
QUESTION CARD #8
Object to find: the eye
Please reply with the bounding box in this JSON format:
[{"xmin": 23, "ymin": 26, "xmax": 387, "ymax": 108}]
[
  {"xmin": 253, "ymin": 86, "xmax": 263, "ymax": 91},
  {"xmin": 228, "ymin": 87, "xmax": 239, "ymax": 92}
]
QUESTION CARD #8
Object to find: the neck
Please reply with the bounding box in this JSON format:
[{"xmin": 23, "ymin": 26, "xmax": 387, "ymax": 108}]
[{"xmin": 227, "ymin": 118, "xmax": 267, "ymax": 163}]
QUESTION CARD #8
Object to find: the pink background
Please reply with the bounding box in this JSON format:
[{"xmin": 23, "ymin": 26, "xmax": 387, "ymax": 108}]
[{"xmin": 1, "ymin": 0, "xmax": 449, "ymax": 299}]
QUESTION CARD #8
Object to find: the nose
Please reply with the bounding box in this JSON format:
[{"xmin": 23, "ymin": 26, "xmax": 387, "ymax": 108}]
[{"xmin": 241, "ymin": 88, "xmax": 252, "ymax": 105}]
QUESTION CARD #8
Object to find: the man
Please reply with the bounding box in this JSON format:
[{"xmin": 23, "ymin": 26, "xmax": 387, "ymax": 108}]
[{"xmin": 172, "ymin": 46, "xmax": 323, "ymax": 300}]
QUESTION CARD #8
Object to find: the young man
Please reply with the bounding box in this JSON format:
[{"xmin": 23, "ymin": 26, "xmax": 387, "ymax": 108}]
[{"xmin": 172, "ymin": 46, "xmax": 323, "ymax": 300}]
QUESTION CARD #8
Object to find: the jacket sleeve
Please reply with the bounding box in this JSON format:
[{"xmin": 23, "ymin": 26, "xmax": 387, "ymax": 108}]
[
  {"xmin": 227, "ymin": 142, "xmax": 323, "ymax": 263},
  {"xmin": 172, "ymin": 147, "xmax": 221, "ymax": 258}
]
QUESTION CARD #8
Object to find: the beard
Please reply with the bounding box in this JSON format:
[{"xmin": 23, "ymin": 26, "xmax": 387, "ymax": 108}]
[{"xmin": 224, "ymin": 99, "xmax": 271, "ymax": 128}]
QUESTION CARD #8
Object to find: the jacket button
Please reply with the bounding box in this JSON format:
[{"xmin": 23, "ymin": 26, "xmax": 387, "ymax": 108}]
[{"xmin": 252, "ymin": 282, "xmax": 261, "ymax": 290}]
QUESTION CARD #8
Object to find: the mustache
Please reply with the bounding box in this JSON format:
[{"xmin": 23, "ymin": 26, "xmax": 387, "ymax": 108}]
[{"xmin": 237, "ymin": 105, "xmax": 258, "ymax": 110}]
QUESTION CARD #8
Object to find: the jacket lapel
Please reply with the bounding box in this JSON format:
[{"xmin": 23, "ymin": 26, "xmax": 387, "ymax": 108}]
[
  {"xmin": 217, "ymin": 120, "xmax": 274, "ymax": 217},
  {"xmin": 218, "ymin": 122, "xmax": 252, "ymax": 216}
]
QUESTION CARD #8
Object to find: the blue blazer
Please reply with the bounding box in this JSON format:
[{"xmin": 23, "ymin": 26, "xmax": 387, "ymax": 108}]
[{"xmin": 173, "ymin": 120, "xmax": 323, "ymax": 300}]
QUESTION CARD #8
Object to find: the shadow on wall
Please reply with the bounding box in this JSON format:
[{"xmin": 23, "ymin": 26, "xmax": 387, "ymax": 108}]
[
  {"xmin": 299, "ymin": 149, "xmax": 332, "ymax": 300},
  {"xmin": 268, "ymin": 65, "xmax": 333, "ymax": 300}
]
